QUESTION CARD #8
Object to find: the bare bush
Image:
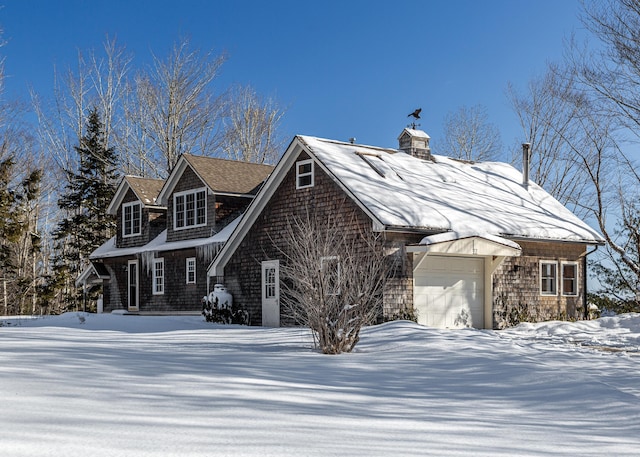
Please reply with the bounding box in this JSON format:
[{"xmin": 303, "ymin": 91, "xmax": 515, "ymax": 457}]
[{"xmin": 276, "ymin": 211, "xmax": 389, "ymax": 354}]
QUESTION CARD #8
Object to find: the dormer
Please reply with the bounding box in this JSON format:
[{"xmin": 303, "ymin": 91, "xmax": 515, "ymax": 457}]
[
  {"xmin": 398, "ymin": 128, "xmax": 433, "ymax": 161},
  {"xmin": 156, "ymin": 154, "xmax": 274, "ymax": 243},
  {"xmin": 107, "ymin": 176, "xmax": 166, "ymax": 248}
]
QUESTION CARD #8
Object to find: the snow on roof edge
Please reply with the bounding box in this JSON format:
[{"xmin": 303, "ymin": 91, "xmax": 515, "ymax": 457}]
[
  {"xmin": 90, "ymin": 215, "xmax": 243, "ymax": 260},
  {"xmin": 420, "ymin": 231, "xmax": 522, "ymax": 250}
]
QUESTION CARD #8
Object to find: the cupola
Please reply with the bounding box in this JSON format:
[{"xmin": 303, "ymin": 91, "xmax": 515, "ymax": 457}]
[{"xmin": 398, "ymin": 128, "xmax": 433, "ymax": 161}]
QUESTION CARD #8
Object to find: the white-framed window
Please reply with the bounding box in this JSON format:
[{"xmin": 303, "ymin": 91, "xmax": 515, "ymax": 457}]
[
  {"xmin": 186, "ymin": 257, "xmax": 196, "ymax": 284},
  {"xmin": 562, "ymin": 262, "xmax": 578, "ymax": 296},
  {"xmin": 320, "ymin": 256, "xmax": 341, "ymax": 296},
  {"xmin": 540, "ymin": 260, "xmax": 558, "ymax": 296},
  {"xmin": 174, "ymin": 188, "xmax": 207, "ymax": 230},
  {"xmin": 296, "ymin": 159, "xmax": 314, "ymax": 189},
  {"xmin": 153, "ymin": 258, "xmax": 164, "ymax": 295},
  {"xmin": 122, "ymin": 201, "xmax": 141, "ymax": 237}
]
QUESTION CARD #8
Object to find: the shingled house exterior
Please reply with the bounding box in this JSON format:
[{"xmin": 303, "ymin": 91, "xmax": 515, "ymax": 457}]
[
  {"xmin": 83, "ymin": 154, "xmax": 273, "ymax": 314},
  {"xmin": 208, "ymin": 129, "xmax": 604, "ymax": 329}
]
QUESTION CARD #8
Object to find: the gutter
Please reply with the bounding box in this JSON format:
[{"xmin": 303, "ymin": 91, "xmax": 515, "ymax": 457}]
[
  {"xmin": 382, "ymin": 225, "xmax": 446, "ymax": 236},
  {"xmin": 502, "ymin": 234, "xmax": 605, "ymax": 246}
]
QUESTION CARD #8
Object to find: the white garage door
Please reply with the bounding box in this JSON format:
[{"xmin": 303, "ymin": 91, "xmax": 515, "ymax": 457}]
[{"xmin": 414, "ymin": 256, "xmax": 484, "ymax": 329}]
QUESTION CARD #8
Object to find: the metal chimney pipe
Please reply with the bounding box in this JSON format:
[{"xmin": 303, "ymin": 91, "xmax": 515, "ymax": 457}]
[{"xmin": 522, "ymin": 143, "xmax": 531, "ymax": 189}]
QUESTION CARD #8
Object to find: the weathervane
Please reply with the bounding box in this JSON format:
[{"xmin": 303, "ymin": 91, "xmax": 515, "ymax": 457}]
[{"xmin": 407, "ymin": 108, "xmax": 422, "ymax": 129}]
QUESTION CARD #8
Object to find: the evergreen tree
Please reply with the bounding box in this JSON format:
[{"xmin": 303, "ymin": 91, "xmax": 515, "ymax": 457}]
[
  {"xmin": 51, "ymin": 108, "xmax": 119, "ymax": 311},
  {"xmin": 0, "ymin": 157, "xmax": 43, "ymax": 315},
  {"xmin": 590, "ymin": 207, "xmax": 640, "ymax": 314}
]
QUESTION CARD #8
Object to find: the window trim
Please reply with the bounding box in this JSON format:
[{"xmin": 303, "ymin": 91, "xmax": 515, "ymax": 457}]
[
  {"xmin": 153, "ymin": 258, "xmax": 165, "ymax": 295},
  {"xmin": 173, "ymin": 188, "xmax": 207, "ymax": 231},
  {"xmin": 122, "ymin": 201, "xmax": 142, "ymax": 237},
  {"xmin": 296, "ymin": 159, "xmax": 314, "ymax": 189},
  {"xmin": 561, "ymin": 261, "xmax": 579, "ymax": 296},
  {"xmin": 320, "ymin": 255, "xmax": 341, "ymax": 296},
  {"xmin": 540, "ymin": 260, "xmax": 558, "ymax": 296},
  {"xmin": 186, "ymin": 257, "xmax": 196, "ymax": 284}
]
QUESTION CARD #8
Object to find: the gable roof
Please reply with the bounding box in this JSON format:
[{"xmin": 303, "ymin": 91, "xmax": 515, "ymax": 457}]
[
  {"xmin": 399, "ymin": 128, "xmax": 430, "ymax": 140},
  {"xmin": 157, "ymin": 154, "xmax": 274, "ymax": 205},
  {"xmin": 107, "ymin": 176, "xmax": 165, "ymax": 215},
  {"xmin": 208, "ymin": 134, "xmax": 604, "ymax": 276}
]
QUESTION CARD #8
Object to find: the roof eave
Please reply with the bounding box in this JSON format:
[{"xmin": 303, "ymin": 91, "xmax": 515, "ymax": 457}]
[
  {"xmin": 382, "ymin": 225, "xmax": 447, "ymax": 235},
  {"xmin": 502, "ymin": 234, "xmax": 605, "ymax": 246}
]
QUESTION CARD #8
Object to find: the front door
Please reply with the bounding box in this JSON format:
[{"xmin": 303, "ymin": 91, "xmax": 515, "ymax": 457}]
[
  {"xmin": 128, "ymin": 259, "xmax": 139, "ymax": 311},
  {"xmin": 261, "ymin": 260, "xmax": 280, "ymax": 327}
]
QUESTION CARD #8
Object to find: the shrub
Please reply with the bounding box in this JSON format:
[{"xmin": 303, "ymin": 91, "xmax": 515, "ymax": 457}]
[{"xmin": 201, "ymin": 295, "xmax": 249, "ymax": 325}]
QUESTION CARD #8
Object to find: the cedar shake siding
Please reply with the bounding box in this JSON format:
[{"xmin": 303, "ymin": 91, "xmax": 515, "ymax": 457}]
[
  {"xmin": 382, "ymin": 232, "xmax": 423, "ymax": 319},
  {"xmin": 92, "ymin": 156, "xmax": 273, "ymax": 314},
  {"xmin": 100, "ymin": 249, "xmax": 208, "ymax": 313},
  {"xmin": 165, "ymin": 167, "xmax": 255, "ymax": 243},
  {"xmin": 115, "ymin": 188, "xmax": 165, "ymax": 249},
  {"xmin": 166, "ymin": 166, "xmax": 215, "ymax": 242},
  {"xmin": 218, "ymin": 152, "xmax": 410, "ymax": 325},
  {"xmin": 492, "ymin": 241, "xmax": 587, "ymax": 328}
]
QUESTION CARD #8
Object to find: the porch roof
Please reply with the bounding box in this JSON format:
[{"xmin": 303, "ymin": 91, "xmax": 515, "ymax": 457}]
[{"xmin": 406, "ymin": 231, "xmax": 522, "ymax": 257}]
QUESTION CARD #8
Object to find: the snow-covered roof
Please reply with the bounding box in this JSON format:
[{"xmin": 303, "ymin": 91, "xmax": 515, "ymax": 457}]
[
  {"xmin": 399, "ymin": 128, "xmax": 430, "ymax": 139},
  {"xmin": 208, "ymin": 132, "xmax": 604, "ymax": 278},
  {"xmin": 90, "ymin": 215, "xmax": 242, "ymax": 260},
  {"xmin": 300, "ymin": 135, "xmax": 603, "ymax": 244}
]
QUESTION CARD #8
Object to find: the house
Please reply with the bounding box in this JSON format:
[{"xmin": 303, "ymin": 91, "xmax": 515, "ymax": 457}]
[
  {"xmin": 207, "ymin": 129, "xmax": 604, "ymax": 329},
  {"xmin": 82, "ymin": 154, "xmax": 273, "ymax": 314}
]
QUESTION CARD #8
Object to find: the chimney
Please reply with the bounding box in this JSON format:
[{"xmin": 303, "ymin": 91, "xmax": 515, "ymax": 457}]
[
  {"xmin": 522, "ymin": 143, "xmax": 531, "ymax": 189},
  {"xmin": 398, "ymin": 128, "xmax": 433, "ymax": 161}
]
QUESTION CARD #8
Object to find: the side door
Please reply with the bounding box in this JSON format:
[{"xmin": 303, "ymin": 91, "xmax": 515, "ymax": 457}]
[
  {"xmin": 128, "ymin": 259, "xmax": 139, "ymax": 311},
  {"xmin": 261, "ymin": 260, "xmax": 280, "ymax": 327}
]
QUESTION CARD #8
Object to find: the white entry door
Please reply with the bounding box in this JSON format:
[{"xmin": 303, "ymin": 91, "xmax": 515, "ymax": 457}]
[
  {"xmin": 414, "ymin": 256, "xmax": 484, "ymax": 329},
  {"xmin": 261, "ymin": 260, "xmax": 280, "ymax": 327},
  {"xmin": 127, "ymin": 259, "xmax": 139, "ymax": 311}
]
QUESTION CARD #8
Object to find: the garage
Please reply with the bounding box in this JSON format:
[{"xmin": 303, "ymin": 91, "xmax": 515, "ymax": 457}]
[{"xmin": 414, "ymin": 255, "xmax": 484, "ymax": 329}]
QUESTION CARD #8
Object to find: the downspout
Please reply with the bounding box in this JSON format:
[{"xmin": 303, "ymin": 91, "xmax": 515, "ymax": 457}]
[
  {"xmin": 206, "ymin": 273, "xmax": 210, "ymax": 302},
  {"xmin": 582, "ymin": 245, "xmax": 599, "ymax": 319}
]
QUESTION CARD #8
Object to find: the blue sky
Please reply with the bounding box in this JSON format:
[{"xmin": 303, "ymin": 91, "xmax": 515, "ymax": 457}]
[{"xmin": 1, "ymin": 0, "xmax": 587, "ymax": 157}]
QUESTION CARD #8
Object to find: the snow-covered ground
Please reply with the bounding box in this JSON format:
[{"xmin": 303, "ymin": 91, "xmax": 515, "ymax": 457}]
[{"xmin": 1, "ymin": 313, "xmax": 639, "ymax": 456}]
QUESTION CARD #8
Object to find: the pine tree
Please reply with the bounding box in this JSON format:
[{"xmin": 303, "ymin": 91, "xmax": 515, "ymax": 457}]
[
  {"xmin": 51, "ymin": 107, "xmax": 119, "ymax": 311},
  {"xmin": 0, "ymin": 158, "xmax": 43, "ymax": 315},
  {"xmin": 0, "ymin": 157, "xmax": 20, "ymax": 314}
]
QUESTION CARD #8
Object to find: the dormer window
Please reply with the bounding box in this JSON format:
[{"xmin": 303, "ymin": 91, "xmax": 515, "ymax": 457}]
[
  {"xmin": 296, "ymin": 159, "xmax": 314, "ymax": 189},
  {"xmin": 122, "ymin": 201, "xmax": 141, "ymax": 237},
  {"xmin": 174, "ymin": 188, "xmax": 207, "ymax": 230}
]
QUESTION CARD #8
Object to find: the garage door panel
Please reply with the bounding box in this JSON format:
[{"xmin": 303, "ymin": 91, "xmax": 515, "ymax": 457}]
[{"xmin": 414, "ymin": 256, "xmax": 484, "ymax": 329}]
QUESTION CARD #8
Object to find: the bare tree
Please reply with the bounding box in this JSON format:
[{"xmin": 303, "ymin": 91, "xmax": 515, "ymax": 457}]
[
  {"xmin": 32, "ymin": 36, "xmax": 130, "ymax": 177},
  {"xmin": 438, "ymin": 104, "xmax": 502, "ymax": 162},
  {"xmin": 276, "ymin": 210, "xmax": 389, "ymax": 354},
  {"xmin": 220, "ymin": 85, "xmax": 286, "ymax": 164},
  {"xmin": 576, "ymin": 0, "xmax": 640, "ymax": 137},
  {"xmin": 509, "ymin": 0, "xmax": 640, "ymax": 309},
  {"xmin": 129, "ymin": 39, "xmax": 226, "ymax": 175},
  {"xmin": 507, "ymin": 66, "xmax": 596, "ymax": 215}
]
